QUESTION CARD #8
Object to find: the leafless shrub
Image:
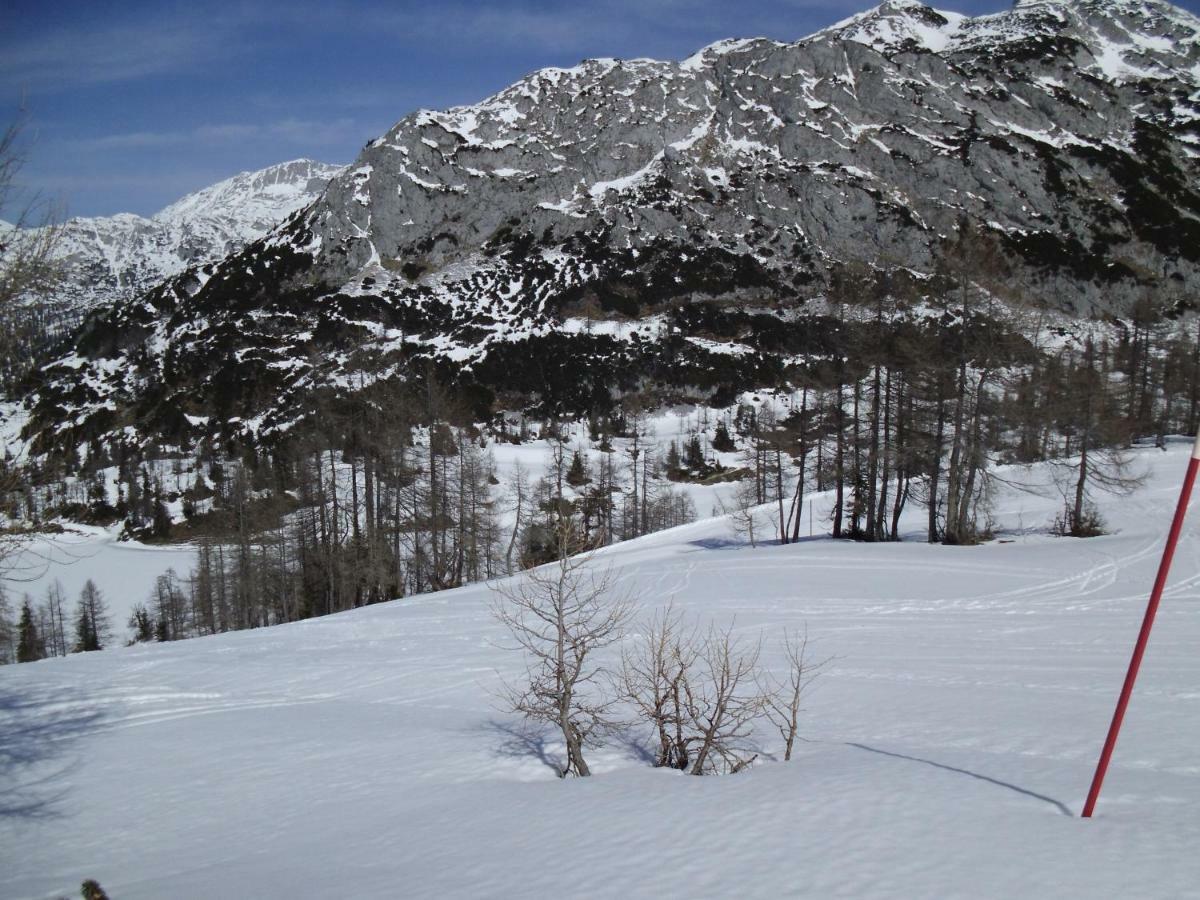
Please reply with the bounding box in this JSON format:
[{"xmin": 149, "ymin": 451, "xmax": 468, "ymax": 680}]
[
  {"xmin": 619, "ymin": 602, "xmax": 696, "ymax": 770},
  {"xmin": 492, "ymin": 519, "xmax": 634, "ymax": 777},
  {"xmin": 758, "ymin": 626, "xmax": 828, "ymax": 761},
  {"xmin": 684, "ymin": 623, "xmax": 766, "ymax": 775},
  {"xmin": 624, "ymin": 610, "xmax": 827, "ymax": 775}
]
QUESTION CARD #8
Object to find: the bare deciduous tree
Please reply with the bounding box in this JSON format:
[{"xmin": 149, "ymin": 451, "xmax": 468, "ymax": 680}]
[
  {"xmin": 504, "ymin": 460, "xmax": 531, "ymax": 574},
  {"xmin": 1048, "ymin": 337, "xmax": 1145, "ymax": 537},
  {"xmin": 623, "ymin": 612, "xmax": 772, "ymax": 775},
  {"xmin": 718, "ymin": 478, "xmax": 765, "ymax": 548},
  {"xmin": 492, "ymin": 520, "xmax": 634, "ymax": 777},
  {"xmin": 620, "ymin": 602, "xmax": 696, "ymax": 770},
  {"xmin": 759, "ymin": 626, "xmax": 827, "ymax": 761},
  {"xmin": 684, "ymin": 624, "xmax": 766, "ymax": 775},
  {"xmin": 1, "ymin": 109, "xmax": 63, "ymax": 582},
  {"xmin": 1, "ymin": 110, "xmax": 63, "ymax": 393}
]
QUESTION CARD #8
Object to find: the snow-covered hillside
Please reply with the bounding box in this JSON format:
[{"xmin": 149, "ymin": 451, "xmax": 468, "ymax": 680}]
[
  {"xmin": 4, "ymin": 444, "xmax": 1200, "ymax": 898},
  {"xmin": 35, "ymin": 159, "xmax": 343, "ymax": 315}
]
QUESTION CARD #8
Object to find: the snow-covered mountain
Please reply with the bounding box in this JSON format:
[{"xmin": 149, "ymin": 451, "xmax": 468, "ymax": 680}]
[
  {"xmin": 42, "ymin": 159, "xmax": 344, "ymax": 314},
  {"xmin": 22, "ymin": 0, "xmax": 1200, "ymax": 454},
  {"xmin": 4, "ymin": 445, "xmax": 1200, "ymax": 898},
  {"xmin": 293, "ymin": 0, "xmax": 1200, "ymax": 301}
]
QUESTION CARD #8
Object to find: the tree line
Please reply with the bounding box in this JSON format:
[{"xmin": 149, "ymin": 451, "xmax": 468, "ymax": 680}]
[
  {"xmin": 0, "ymin": 578, "xmax": 113, "ymax": 664},
  {"xmin": 715, "ymin": 229, "xmax": 1166, "ymax": 548},
  {"xmin": 3, "ymin": 226, "xmax": 1195, "ymax": 651}
]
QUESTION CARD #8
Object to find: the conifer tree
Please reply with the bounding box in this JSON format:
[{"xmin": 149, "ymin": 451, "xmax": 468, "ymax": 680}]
[
  {"xmin": 73, "ymin": 601, "xmax": 97, "ymax": 652},
  {"xmin": 16, "ymin": 598, "xmax": 43, "ymax": 662},
  {"xmin": 0, "ymin": 584, "xmax": 15, "ymax": 664},
  {"xmin": 712, "ymin": 420, "xmax": 736, "ymax": 453},
  {"xmin": 566, "ymin": 450, "xmax": 589, "ymax": 487},
  {"xmin": 664, "ymin": 442, "xmax": 682, "ymax": 480},
  {"xmin": 152, "ymin": 489, "xmax": 172, "ymax": 539},
  {"xmin": 126, "ymin": 603, "xmax": 155, "ymax": 644},
  {"xmin": 73, "ymin": 579, "xmax": 112, "ymax": 652}
]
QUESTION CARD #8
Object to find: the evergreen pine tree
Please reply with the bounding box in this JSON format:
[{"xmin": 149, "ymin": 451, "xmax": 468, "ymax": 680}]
[
  {"xmin": 712, "ymin": 421, "xmax": 736, "ymax": 453},
  {"xmin": 566, "ymin": 451, "xmax": 589, "ymax": 487},
  {"xmin": 665, "ymin": 442, "xmax": 682, "ymax": 480},
  {"xmin": 139, "ymin": 467, "xmax": 154, "ymax": 523},
  {"xmin": 73, "ymin": 599, "xmax": 97, "ymax": 652},
  {"xmin": 126, "ymin": 603, "xmax": 155, "ymax": 644},
  {"xmin": 0, "ymin": 585, "xmax": 15, "ymax": 664},
  {"xmin": 74, "ymin": 580, "xmax": 112, "ymax": 651},
  {"xmin": 152, "ymin": 491, "xmax": 172, "ymax": 539},
  {"xmin": 16, "ymin": 599, "xmax": 43, "ymax": 663}
]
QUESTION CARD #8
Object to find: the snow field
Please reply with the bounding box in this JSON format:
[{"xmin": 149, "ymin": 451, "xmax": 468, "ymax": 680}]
[{"xmin": 2, "ymin": 445, "xmax": 1199, "ymax": 897}]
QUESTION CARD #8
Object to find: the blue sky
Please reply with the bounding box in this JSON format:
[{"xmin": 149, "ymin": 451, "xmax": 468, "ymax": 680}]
[{"xmin": 3, "ymin": 0, "xmax": 1199, "ymax": 219}]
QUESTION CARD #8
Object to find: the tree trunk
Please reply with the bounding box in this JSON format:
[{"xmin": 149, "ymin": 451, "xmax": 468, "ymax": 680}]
[
  {"xmin": 928, "ymin": 383, "xmax": 946, "ymax": 543},
  {"xmin": 833, "ymin": 381, "xmax": 845, "ymax": 538}
]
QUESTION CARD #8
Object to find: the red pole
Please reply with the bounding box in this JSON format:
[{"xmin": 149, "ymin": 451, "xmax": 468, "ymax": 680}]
[{"xmin": 1081, "ymin": 435, "xmax": 1200, "ymax": 817}]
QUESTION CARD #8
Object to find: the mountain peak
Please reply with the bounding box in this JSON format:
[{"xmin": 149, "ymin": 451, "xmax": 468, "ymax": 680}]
[
  {"xmin": 43, "ymin": 158, "xmax": 344, "ymax": 316},
  {"xmin": 19, "ymin": 0, "xmax": 1200, "ymax": 454},
  {"xmin": 826, "ymin": 1, "xmax": 966, "ymax": 54},
  {"xmin": 152, "ymin": 158, "xmax": 344, "ymax": 228},
  {"xmin": 825, "ymin": 0, "xmax": 1200, "ymax": 83}
]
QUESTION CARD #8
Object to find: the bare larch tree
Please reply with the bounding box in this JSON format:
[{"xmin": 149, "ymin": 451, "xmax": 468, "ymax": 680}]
[{"xmin": 492, "ymin": 519, "xmax": 634, "ymax": 777}]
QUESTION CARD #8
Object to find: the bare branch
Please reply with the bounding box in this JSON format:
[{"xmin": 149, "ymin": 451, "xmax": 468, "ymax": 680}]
[
  {"xmin": 491, "ymin": 517, "xmax": 634, "ymax": 777},
  {"xmin": 757, "ymin": 625, "xmax": 830, "ymax": 762}
]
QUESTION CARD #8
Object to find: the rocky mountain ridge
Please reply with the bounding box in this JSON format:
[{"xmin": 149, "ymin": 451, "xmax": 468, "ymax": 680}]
[
  {"xmin": 21, "ymin": 0, "xmax": 1200, "ymax": 457},
  {"xmin": 41, "ymin": 159, "xmax": 344, "ymax": 316}
]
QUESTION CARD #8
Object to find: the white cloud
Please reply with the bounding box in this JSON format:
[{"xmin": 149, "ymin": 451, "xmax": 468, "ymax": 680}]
[
  {"xmin": 0, "ymin": 6, "xmax": 272, "ymax": 90},
  {"xmin": 57, "ymin": 117, "xmax": 366, "ymax": 153}
]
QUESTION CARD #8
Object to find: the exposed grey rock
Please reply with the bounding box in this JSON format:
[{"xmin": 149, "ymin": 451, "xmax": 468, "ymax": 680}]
[
  {"xmin": 20, "ymin": 0, "xmax": 1200, "ymax": 454},
  {"xmin": 290, "ymin": 0, "xmax": 1200, "ymax": 312}
]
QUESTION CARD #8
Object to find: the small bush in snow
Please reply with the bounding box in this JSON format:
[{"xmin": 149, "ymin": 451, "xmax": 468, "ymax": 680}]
[{"xmin": 622, "ymin": 609, "xmax": 826, "ymax": 774}]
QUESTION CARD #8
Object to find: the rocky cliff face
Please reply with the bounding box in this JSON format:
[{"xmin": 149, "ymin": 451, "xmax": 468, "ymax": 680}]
[
  {"xmin": 21, "ymin": 0, "xmax": 1200, "ymax": 455},
  {"xmin": 43, "ymin": 159, "xmax": 343, "ymax": 316},
  {"xmin": 298, "ymin": 0, "xmax": 1200, "ymax": 302}
]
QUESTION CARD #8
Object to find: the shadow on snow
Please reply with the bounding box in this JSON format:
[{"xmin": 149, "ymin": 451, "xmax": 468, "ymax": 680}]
[
  {"xmin": 847, "ymin": 742, "xmax": 1072, "ymax": 816},
  {"xmin": 0, "ymin": 681, "xmax": 108, "ymax": 820}
]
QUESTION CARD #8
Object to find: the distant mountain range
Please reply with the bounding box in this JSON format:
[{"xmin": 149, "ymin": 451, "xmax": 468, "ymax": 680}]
[
  {"xmin": 41, "ymin": 159, "xmax": 343, "ymax": 315},
  {"xmin": 20, "ymin": 0, "xmax": 1200, "ymax": 456}
]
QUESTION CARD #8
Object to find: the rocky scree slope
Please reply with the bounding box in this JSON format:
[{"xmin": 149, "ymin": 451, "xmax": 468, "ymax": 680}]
[{"xmin": 22, "ymin": 0, "xmax": 1200, "ymax": 455}]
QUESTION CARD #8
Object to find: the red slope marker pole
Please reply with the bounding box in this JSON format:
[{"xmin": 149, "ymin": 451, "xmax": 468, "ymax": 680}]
[{"xmin": 1081, "ymin": 434, "xmax": 1200, "ymax": 818}]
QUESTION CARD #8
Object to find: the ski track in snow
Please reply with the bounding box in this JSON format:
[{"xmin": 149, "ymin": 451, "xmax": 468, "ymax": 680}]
[{"xmin": 4, "ymin": 446, "xmax": 1200, "ymax": 898}]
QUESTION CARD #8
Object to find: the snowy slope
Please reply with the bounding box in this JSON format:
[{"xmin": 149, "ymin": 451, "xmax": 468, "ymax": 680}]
[
  {"xmin": 3, "ymin": 445, "xmax": 1200, "ymax": 898},
  {"xmin": 36, "ymin": 159, "xmax": 343, "ymax": 315}
]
